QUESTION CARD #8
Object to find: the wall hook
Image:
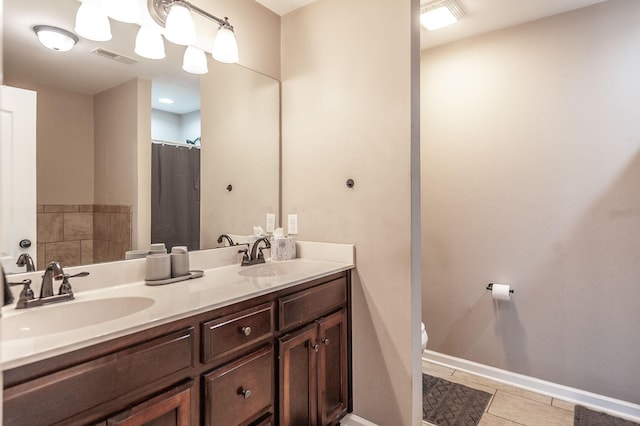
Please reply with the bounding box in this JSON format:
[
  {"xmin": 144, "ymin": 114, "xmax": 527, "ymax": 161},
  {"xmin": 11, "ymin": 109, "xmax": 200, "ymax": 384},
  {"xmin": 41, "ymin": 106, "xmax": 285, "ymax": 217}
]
[
  {"xmin": 346, "ymin": 178, "xmax": 355, "ymax": 189},
  {"xmin": 226, "ymin": 184, "xmax": 233, "ymax": 192}
]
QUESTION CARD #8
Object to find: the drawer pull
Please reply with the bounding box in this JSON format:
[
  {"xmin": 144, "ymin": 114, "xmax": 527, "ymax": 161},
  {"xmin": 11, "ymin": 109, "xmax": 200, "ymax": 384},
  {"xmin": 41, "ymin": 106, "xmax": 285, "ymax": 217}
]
[
  {"xmin": 312, "ymin": 344, "xmax": 320, "ymax": 352},
  {"xmin": 241, "ymin": 388, "xmax": 252, "ymax": 399},
  {"xmin": 241, "ymin": 326, "xmax": 252, "ymax": 336},
  {"xmin": 323, "ymin": 338, "xmax": 330, "ymax": 346}
]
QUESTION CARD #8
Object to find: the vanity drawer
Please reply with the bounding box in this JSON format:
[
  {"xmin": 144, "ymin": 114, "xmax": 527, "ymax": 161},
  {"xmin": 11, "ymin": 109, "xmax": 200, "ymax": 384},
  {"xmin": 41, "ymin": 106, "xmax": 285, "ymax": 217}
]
[
  {"xmin": 3, "ymin": 328, "xmax": 195, "ymax": 426},
  {"xmin": 279, "ymin": 277, "xmax": 347, "ymax": 331},
  {"xmin": 202, "ymin": 302, "xmax": 274, "ymax": 364},
  {"xmin": 203, "ymin": 345, "xmax": 274, "ymax": 426}
]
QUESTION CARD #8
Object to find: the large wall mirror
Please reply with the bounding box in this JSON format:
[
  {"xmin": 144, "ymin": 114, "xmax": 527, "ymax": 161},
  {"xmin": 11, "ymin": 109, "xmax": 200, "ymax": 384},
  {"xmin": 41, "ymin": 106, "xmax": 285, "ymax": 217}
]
[{"xmin": 2, "ymin": 0, "xmax": 280, "ymax": 271}]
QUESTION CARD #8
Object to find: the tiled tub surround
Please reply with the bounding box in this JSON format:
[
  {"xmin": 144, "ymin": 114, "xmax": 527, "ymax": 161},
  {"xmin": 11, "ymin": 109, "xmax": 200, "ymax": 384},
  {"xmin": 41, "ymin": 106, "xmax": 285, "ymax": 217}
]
[
  {"xmin": 36, "ymin": 204, "xmax": 131, "ymax": 268},
  {"xmin": 1, "ymin": 241, "xmax": 355, "ymax": 370}
]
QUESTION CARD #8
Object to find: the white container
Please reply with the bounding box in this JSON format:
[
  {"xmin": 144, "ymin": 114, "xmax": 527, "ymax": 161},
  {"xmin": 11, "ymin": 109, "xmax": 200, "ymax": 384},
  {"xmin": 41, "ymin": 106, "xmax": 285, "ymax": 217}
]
[{"xmin": 145, "ymin": 253, "xmax": 171, "ymax": 281}]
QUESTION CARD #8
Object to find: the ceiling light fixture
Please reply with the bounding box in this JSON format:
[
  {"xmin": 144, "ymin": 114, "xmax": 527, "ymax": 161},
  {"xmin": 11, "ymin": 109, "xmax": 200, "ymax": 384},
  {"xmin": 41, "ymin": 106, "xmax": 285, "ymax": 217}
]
[
  {"xmin": 420, "ymin": 0, "xmax": 464, "ymax": 31},
  {"xmin": 33, "ymin": 25, "xmax": 79, "ymax": 52},
  {"xmin": 158, "ymin": 98, "xmax": 174, "ymax": 104}
]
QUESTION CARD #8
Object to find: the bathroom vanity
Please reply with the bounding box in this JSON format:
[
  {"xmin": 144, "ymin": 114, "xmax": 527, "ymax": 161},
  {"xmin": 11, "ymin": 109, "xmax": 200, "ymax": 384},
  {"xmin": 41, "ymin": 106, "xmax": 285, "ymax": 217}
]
[{"xmin": 1, "ymin": 244, "xmax": 354, "ymax": 426}]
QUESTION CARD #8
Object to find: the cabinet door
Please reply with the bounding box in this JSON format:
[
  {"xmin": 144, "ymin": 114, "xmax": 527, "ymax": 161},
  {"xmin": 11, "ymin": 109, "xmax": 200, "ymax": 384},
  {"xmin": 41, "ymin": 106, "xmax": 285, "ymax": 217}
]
[
  {"xmin": 107, "ymin": 381, "xmax": 193, "ymax": 426},
  {"xmin": 278, "ymin": 323, "xmax": 318, "ymax": 426},
  {"xmin": 316, "ymin": 310, "xmax": 348, "ymax": 425}
]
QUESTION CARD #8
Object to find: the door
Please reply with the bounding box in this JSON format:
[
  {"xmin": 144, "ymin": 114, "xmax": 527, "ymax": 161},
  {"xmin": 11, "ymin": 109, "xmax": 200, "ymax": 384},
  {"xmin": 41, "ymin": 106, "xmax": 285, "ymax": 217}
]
[
  {"xmin": 0, "ymin": 85, "xmax": 37, "ymax": 273},
  {"xmin": 278, "ymin": 323, "xmax": 318, "ymax": 426},
  {"xmin": 316, "ymin": 310, "xmax": 348, "ymax": 425}
]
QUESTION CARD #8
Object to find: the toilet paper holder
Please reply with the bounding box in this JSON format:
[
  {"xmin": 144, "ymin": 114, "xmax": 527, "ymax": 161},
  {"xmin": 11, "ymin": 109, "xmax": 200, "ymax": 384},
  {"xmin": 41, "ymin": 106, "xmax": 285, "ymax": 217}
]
[{"xmin": 486, "ymin": 283, "xmax": 514, "ymax": 294}]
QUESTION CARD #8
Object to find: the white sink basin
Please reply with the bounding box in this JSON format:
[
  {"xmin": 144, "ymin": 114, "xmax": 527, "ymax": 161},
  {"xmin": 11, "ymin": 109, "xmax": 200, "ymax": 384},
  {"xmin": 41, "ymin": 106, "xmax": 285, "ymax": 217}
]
[
  {"xmin": 2, "ymin": 297, "xmax": 155, "ymax": 341},
  {"xmin": 238, "ymin": 261, "xmax": 309, "ymax": 278}
]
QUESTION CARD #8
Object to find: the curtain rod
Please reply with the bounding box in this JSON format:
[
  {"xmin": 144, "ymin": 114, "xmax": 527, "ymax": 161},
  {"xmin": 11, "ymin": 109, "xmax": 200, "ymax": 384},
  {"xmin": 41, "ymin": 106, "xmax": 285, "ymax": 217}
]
[{"xmin": 152, "ymin": 139, "xmax": 201, "ymax": 149}]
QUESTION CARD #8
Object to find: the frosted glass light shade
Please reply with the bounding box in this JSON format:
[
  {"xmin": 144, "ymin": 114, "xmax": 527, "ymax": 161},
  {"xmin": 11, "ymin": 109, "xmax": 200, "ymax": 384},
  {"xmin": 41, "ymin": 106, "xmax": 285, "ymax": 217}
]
[
  {"xmin": 135, "ymin": 26, "xmax": 165, "ymax": 59},
  {"xmin": 165, "ymin": 2, "xmax": 196, "ymax": 46},
  {"xmin": 211, "ymin": 27, "xmax": 239, "ymax": 64},
  {"xmin": 33, "ymin": 26, "xmax": 78, "ymax": 52},
  {"xmin": 75, "ymin": 0, "xmax": 112, "ymax": 41},
  {"xmin": 182, "ymin": 46, "xmax": 208, "ymax": 74},
  {"xmin": 103, "ymin": 0, "xmax": 140, "ymax": 24}
]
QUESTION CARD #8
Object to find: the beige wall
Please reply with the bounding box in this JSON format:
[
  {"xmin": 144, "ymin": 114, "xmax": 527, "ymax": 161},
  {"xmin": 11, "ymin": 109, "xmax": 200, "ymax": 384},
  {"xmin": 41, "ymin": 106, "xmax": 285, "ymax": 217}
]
[
  {"xmin": 421, "ymin": 0, "xmax": 640, "ymax": 404},
  {"xmin": 200, "ymin": 60, "xmax": 279, "ymax": 247},
  {"xmin": 282, "ymin": 0, "xmax": 417, "ymax": 423},
  {"xmin": 4, "ymin": 79, "xmax": 94, "ymax": 205},
  {"xmin": 94, "ymin": 78, "xmax": 151, "ymax": 250}
]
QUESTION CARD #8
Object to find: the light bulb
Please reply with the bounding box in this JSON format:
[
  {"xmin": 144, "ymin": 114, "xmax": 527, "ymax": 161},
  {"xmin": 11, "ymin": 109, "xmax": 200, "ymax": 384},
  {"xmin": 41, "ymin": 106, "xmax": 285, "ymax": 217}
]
[
  {"xmin": 165, "ymin": 2, "xmax": 196, "ymax": 46},
  {"xmin": 75, "ymin": 0, "xmax": 112, "ymax": 42},
  {"xmin": 135, "ymin": 26, "xmax": 165, "ymax": 59},
  {"xmin": 182, "ymin": 46, "xmax": 208, "ymax": 74},
  {"xmin": 211, "ymin": 27, "xmax": 239, "ymax": 64}
]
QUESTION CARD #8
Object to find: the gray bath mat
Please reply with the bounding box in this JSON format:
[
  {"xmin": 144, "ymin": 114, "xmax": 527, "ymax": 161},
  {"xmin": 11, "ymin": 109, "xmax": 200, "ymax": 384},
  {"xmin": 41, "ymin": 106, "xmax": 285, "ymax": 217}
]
[
  {"xmin": 423, "ymin": 374, "xmax": 491, "ymax": 426},
  {"xmin": 574, "ymin": 405, "xmax": 640, "ymax": 426}
]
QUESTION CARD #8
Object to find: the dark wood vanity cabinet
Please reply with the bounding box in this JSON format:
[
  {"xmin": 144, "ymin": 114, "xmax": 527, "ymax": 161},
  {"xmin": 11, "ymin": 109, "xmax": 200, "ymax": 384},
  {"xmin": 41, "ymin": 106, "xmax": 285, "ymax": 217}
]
[
  {"xmin": 278, "ymin": 310, "xmax": 348, "ymax": 426},
  {"xmin": 2, "ymin": 270, "xmax": 351, "ymax": 426}
]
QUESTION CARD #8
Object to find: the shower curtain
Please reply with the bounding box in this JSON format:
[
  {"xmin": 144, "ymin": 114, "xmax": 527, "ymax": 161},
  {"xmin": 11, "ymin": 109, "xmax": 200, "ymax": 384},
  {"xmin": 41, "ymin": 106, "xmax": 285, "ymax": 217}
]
[{"xmin": 151, "ymin": 143, "xmax": 201, "ymax": 251}]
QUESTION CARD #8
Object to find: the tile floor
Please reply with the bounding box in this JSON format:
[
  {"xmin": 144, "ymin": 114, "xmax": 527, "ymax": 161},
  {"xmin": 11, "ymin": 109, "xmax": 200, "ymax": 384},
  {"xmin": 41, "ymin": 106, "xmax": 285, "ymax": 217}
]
[{"xmin": 422, "ymin": 359, "xmax": 575, "ymax": 426}]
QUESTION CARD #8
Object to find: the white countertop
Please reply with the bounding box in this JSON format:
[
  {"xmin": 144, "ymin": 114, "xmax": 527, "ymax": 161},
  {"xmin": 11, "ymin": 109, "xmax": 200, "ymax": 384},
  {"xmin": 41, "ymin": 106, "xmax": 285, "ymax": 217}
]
[{"xmin": 1, "ymin": 242, "xmax": 355, "ymax": 370}]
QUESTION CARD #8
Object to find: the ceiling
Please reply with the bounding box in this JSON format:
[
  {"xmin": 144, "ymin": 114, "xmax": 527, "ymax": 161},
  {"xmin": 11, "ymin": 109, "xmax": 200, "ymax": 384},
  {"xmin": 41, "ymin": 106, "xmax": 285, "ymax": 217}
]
[
  {"xmin": 3, "ymin": 0, "xmax": 201, "ymax": 114},
  {"xmin": 254, "ymin": 0, "xmax": 608, "ymax": 49},
  {"xmin": 4, "ymin": 0, "xmax": 608, "ymax": 115}
]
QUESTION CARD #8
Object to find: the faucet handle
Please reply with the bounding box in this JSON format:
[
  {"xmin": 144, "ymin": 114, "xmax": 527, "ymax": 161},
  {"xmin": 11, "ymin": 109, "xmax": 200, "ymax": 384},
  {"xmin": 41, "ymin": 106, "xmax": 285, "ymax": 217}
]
[
  {"xmin": 8, "ymin": 279, "xmax": 35, "ymax": 307},
  {"xmin": 58, "ymin": 272, "xmax": 89, "ymax": 296}
]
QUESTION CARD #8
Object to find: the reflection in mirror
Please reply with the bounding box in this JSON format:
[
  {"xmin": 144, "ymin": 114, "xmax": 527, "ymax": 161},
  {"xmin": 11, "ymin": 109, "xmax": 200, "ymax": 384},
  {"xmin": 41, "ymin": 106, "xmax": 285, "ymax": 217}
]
[{"xmin": 2, "ymin": 0, "xmax": 279, "ymax": 271}]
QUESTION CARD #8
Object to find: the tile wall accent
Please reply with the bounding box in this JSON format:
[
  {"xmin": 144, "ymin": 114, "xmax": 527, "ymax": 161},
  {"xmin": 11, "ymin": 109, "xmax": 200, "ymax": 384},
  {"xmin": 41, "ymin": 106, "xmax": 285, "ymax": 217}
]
[{"xmin": 37, "ymin": 204, "xmax": 131, "ymax": 269}]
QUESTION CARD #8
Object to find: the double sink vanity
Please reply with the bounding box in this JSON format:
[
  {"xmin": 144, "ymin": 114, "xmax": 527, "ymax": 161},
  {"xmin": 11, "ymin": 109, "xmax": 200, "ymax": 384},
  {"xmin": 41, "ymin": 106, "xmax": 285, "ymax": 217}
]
[{"xmin": 1, "ymin": 242, "xmax": 355, "ymax": 426}]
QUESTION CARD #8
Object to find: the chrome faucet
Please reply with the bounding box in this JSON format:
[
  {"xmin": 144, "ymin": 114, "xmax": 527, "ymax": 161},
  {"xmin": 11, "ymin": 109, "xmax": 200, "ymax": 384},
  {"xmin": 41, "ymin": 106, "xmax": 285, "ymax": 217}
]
[
  {"xmin": 6, "ymin": 261, "xmax": 89, "ymax": 309},
  {"xmin": 241, "ymin": 237, "xmax": 271, "ymax": 266},
  {"xmin": 40, "ymin": 261, "xmax": 64, "ymax": 298},
  {"xmin": 16, "ymin": 253, "xmax": 36, "ymax": 272}
]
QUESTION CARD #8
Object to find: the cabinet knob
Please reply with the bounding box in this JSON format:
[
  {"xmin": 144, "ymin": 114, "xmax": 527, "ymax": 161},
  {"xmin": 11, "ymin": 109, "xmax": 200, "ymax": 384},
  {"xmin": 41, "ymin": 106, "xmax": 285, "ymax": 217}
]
[
  {"xmin": 313, "ymin": 344, "xmax": 320, "ymax": 352},
  {"xmin": 241, "ymin": 388, "xmax": 252, "ymax": 399},
  {"xmin": 322, "ymin": 338, "xmax": 330, "ymax": 346},
  {"xmin": 241, "ymin": 326, "xmax": 252, "ymax": 336}
]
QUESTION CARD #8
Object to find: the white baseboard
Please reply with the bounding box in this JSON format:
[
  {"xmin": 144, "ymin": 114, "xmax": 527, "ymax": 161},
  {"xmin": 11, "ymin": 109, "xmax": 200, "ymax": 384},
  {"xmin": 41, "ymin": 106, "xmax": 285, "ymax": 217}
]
[
  {"xmin": 340, "ymin": 413, "xmax": 379, "ymax": 426},
  {"xmin": 423, "ymin": 350, "xmax": 640, "ymax": 423}
]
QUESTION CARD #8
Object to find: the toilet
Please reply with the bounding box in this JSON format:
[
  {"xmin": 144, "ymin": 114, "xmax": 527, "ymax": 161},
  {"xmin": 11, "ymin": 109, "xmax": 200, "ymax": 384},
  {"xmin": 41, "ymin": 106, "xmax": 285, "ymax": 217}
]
[{"xmin": 421, "ymin": 322, "xmax": 428, "ymax": 351}]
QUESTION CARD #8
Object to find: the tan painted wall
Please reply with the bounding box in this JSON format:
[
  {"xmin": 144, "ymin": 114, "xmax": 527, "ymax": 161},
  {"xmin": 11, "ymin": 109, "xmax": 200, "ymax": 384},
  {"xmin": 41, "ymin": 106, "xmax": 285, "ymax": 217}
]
[
  {"xmin": 281, "ymin": 0, "xmax": 417, "ymax": 423},
  {"xmin": 421, "ymin": 0, "xmax": 640, "ymax": 403},
  {"xmin": 94, "ymin": 78, "xmax": 151, "ymax": 250},
  {"xmin": 200, "ymin": 60, "xmax": 279, "ymax": 248},
  {"xmin": 4, "ymin": 79, "xmax": 94, "ymax": 205}
]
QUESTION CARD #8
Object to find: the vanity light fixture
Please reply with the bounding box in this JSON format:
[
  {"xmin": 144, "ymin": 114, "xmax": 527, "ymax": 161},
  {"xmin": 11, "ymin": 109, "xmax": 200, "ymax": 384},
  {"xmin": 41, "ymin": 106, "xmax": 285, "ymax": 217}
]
[
  {"xmin": 150, "ymin": 0, "xmax": 240, "ymax": 65},
  {"xmin": 74, "ymin": 0, "xmax": 112, "ymax": 42},
  {"xmin": 420, "ymin": 0, "xmax": 464, "ymax": 31},
  {"xmin": 74, "ymin": 0, "xmax": 239, "ymax": 71},
  {"xmin": 33, "ymin": 25, "xmax": 79, "ymax": 52}
]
